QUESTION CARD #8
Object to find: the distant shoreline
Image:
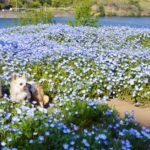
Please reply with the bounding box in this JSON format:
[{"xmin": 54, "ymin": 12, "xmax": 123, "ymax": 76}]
[
  {"xmin": 0, "ymin": 9, "xmax": 150, "ymax": 19},
  {"xmin": 0, "ymin": 8, "xmax": 74, "ymax": 18},
  {"xmin": 0, "ymin": 12, "xmax": 73, "ymax": 18}
]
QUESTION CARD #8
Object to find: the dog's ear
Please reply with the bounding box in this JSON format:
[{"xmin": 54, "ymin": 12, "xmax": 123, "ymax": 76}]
[{"xmin": 11, "ymin": 73, "xmax": 18, "ymax": 80}]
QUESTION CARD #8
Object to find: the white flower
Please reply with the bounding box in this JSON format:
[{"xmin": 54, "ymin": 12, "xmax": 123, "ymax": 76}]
[
  {"xmin": 0, "ymin": 109, "xmax": 4, "ymax": 113},
  {"xmin": 12, "ymin": 116, "xmax": 20, "ymax": 122},
  {"xmin": 129, "ymin": 79, "xmax": 135, "ymax": 85},
  {"xmin": 15, "ymin": 108, "xmax": 22, "ymax": 114},
  {"xmin": 45, "ymin": 131, "xmax": 50, "ymax": 136},
  {"xmin": 1, "ymin": 141, "xmax": 6, "ymax": 146},
  {"xmin": 7, "ymin": 138, "xmax": 12, "ymax": 142}
]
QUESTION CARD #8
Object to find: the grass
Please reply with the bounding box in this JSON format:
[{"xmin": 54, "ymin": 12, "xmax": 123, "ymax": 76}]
[{"xmin": 126, "ymin": 34, "xmax": 150, "ymax": 48}]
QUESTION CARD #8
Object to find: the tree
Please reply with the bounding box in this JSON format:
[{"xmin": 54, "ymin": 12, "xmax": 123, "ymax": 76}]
[{"xmin": 73, "ymin": 0, "xmax": 99, "ymax": 26}]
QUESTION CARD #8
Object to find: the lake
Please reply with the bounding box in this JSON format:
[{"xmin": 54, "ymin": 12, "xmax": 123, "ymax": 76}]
[{"xmin": 0, "ymin": 17, "xmax": 150, "ymax": 29}]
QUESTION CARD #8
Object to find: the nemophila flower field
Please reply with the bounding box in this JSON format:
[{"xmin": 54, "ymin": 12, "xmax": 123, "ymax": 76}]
[{"xmin": 0, "ymin": 24, "xmax": 150, "ymax": 149}]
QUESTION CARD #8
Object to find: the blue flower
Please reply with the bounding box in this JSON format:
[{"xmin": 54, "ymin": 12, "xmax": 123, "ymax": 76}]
[
  {"xmin": 63, "ymin": 143, "xmax": 69, "ymax": 150},
  {"xmin": 95, "ymin": 134, "xmax": 107, "ymax": 141},
  {"xmin": 82, "ymin": 139, "xmax": 90, "ymax": 147}
]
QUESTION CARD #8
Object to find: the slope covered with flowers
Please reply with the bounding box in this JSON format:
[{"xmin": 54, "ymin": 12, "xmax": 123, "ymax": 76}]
[{"xmin": 0, "ymin": 24, "xmax": 150, "ymax": 149}]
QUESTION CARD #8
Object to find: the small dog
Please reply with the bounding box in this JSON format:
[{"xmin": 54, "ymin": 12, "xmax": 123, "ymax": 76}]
[
  {"xmin": 27, "ymin": 81, "xmax": 49, "ymax": 107},
  {"xmin": 10, "ymin": 74, "xmax": 31, "ymax": 102},
  {"xmin": 10, "ymin": 73, "xmax": 49, "ymax": 107}
]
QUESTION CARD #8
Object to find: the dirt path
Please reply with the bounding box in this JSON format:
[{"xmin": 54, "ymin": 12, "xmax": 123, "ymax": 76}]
[{"xmin": 108, "ymin": 99, "xmax": 150, "ymax": 128}]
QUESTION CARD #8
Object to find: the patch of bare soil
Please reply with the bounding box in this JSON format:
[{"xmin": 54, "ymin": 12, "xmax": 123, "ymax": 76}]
[{"xmin": 108, "ymin": 99, "xmax": 150, "ymax": 128}]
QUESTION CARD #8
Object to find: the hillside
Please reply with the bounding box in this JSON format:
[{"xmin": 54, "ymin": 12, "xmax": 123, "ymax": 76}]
[
  {"xmin": 0, "ymin": 0, "xmax": 150, "ymax": 16},
  {"xmin": 97, "ymin": 0, "xmax": 150, "ymax": 16}
]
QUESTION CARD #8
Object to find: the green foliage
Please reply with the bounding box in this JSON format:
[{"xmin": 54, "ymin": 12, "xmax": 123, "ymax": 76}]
[
  {"xmin": 128, "ymin": 0, "xmax": 141, "ymax": 15},
  {"xmin": 141, "ymin": 37, "xmax": 150, "ymax": 48},
  {"xmin": 51, "ymin": 0, "xmax": 60, "ymax": 7},
  {"xmin": 67, "ymin": 0, "xmax": 99, "ymax": 27},
  {"xmin": 18, "ymin": 8, "xmax": 53, "ymax": 26},
  {"xmin": 0, "ymin": 97, "xmax": 149, "ymax": 149},
  {"xmin": 28, "ymin": 1, "xmax": 41, "ymax": 8},
  {"xmin": 99, "ymin": 4, "xmax": 105, "ymax": 16},
  {"xmin": 126, "ymin": 34, "xmax": 150, "ymax": 48},
  {"xmin": 8, "ymin": 0, "xmax": 23, "ymax": 8},
  {"xmin": 51, "ymin": 0, "xmax": 73, "ymax": 7},
  {"xmin": 0, "ymin": 0, "xmax": 51, "ymax": 8},
  {"xmin": 56, "ymin": 100, "xmax": 112, "ymax": 129},
  {"xmin": 128, "ymin": 0, "xmax": 139, "ymax": 6}
]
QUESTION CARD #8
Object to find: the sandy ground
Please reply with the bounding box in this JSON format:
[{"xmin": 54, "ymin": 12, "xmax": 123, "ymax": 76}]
[{"xmin": 108, "ymin": 99, "xmax": 150, "ymax": 128}]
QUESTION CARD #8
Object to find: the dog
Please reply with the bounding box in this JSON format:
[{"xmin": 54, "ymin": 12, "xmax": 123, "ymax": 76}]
[
  {"xmin": 0, "ymin": 83, "xmax": 8, "ymax": 98},
  {"xmin": 27, "ymin": 81, "xmax": 49, "ymax": 107},
  {"xmin": 10, "ymin": 73, "xmax": 49, "ymax": 107},
  {"xmin": 10, "ymin": 73, "xmax": 31, "ymax": 102}
]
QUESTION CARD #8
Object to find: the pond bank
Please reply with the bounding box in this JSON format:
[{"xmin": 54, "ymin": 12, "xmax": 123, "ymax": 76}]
[{"xmin": 0, "ymin": 8, "xmax": 74, "ymax": 18}]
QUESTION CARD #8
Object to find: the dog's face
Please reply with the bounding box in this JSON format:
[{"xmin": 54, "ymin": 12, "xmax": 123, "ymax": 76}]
[{"xmin": 11, "ymin": 74, "xmax": 28, "ymax": 92}]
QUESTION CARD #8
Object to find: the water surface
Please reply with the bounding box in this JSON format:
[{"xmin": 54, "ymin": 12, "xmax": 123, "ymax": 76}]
[{"xmin": 0, "ymin": 17, "xmax": 150, "ymax": 29}]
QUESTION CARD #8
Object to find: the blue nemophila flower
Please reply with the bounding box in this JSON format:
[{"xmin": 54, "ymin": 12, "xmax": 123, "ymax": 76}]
[
  {"xmin": 7, "ymin": 138, "xmax": 12, "ymax": 142},
  {"xmin": 128, "ymin": 128, "xmax": 142, "ymax": 138},
  {"xmin": 12, "ymin": 116, "xmax": 20, "ymax": 122},
  {"xmin": 38, "ymin": 136, "xmax": 44, "ymax": 143},
  {"xmin": 63, "ymin": 143, "xmax": 69, "ymax": 150},
  {"xmin": 88, "ymin": 101, "xmax": 96, "ymax": 107},
  {"xmin": 70, "ymin": 141, "xmax": 75, "ymax": 145},
  {"xmin": 141, "ymin": 131, "xmax": 150, "ymax": 139},
  {"xmin": 12, "ymin": 148, "xmax": 18, "ymax": 150},
  {"xmin": 29, "ymin": 139, "xmax": 34, "ymax": 144},
  {"xmin": 105, "ymin": 109, "xmax": 113, "ymax": 115},
  {"xmin": 5, "ymin": 113, "xmax": 11, "ymax": 119},
  {"xmin": 121, "ymin": 139, "xmax": 131, "ymax": 150},
  {"xmin": 1, "ymin": 147, "xmax": 11, "ymax": 150},
  {"xmin": 82, "ymin": 139, "xmax": 90, "ymax": 147},
  {"xmin": 95, "ymin": 134, "xmax": 107, "ymax": 141}
]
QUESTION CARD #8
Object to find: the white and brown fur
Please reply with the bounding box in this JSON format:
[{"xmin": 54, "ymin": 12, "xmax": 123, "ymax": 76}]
[
  {"xmin": 28, "ymin": 81, "xmax": 49, "ymax": 107},
  {"xmin": 10, "ymin": 73, "xmax": 49, "ymax": 107}
]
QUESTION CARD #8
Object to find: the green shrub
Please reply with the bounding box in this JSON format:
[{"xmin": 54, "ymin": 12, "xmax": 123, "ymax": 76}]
[
  {"xmin": 18, "ymin": 8, "xmax": 53, "ymax": 26},
  {"xmin": 51, "ymin": 0, "xmax": 60, "ymax": 7},
  {"xmin": 28, "ymin": 1, "xmax": 41, "ymax": 8},
  {"xmin": 69, "ymin": 0, "xmax": 99, "ymax": 27},
  {"xmin": 99, "ymin": 4, "xmax": 105, "ymax": 16}
]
